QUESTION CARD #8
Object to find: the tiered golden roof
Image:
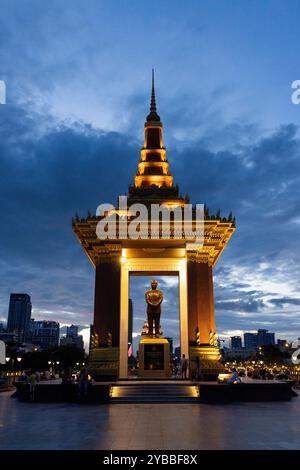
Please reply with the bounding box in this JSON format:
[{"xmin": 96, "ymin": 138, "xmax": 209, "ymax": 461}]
[{"xmin": 73, "ymin": 72, "xmax": 235, "ymax": 266}]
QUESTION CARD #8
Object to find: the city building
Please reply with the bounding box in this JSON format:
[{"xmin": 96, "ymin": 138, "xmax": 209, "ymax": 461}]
[
  {"xmin": 0, "ymin": 331, "xmax": 18, "ymax": 344},
  {"xmin": 223, "ymin": 347, "xmax": 257, "ymax": 359},
  {"xmin": 174, "ymin": 346, "xmax": 181, "ymax": 359},
  {"xmin": 257, "ymin": 329, "xmax": 275, "ymax": 346},
  {"xmin": 165, "ymin": 337, "xmax": 173, "ymax": 354},
  {"xmin": 30, "ymin": 320, "xmax": 60, "ymax": 349},
  {"xmin": 244, "ymin": 332, "xmax": 258, "ymax": 349},
  {"xmin": 7, "ymin": 293, "xmax": 32, "ymax": 342},
  {"xmin": 66, "ymin": 325, "xmax": 78, "ymax": 336},
  {"xmin": 60, "ymin": 324, "xmax": 84, "ymax": 350},
  {"xmin": 231, "ymin": 336, "xmax": 242, "ymax": 349},
  {"xmin": 276, "ymin": 339, "xmax": 289, "ymax": 352},
  {"xmin": 244, "ymin": 329, "xmax": 275, "ymax": 349},
  {"xmin": 60, "ymin": 335, "xmax": 84, "ymax": 349}
]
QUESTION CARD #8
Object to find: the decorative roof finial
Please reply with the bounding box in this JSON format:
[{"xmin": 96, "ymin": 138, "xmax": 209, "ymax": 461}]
[
  {"xmin": 150, "ymin": 68, "xmax": 156, "ymax": 113},
  {"xmin": 146, "ymin": 69, "xmax": 160, "ymax": 122}
]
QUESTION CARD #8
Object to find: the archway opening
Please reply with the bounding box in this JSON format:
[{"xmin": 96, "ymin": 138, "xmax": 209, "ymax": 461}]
[{"xmin": 128, "ymin": 274, "xmax": 180, "ymax": 377}]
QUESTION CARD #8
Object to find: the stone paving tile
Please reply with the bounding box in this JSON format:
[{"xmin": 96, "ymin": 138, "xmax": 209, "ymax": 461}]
[{"xmin": 0, "ymin": 392, "xmax": 300, "ymax": 449}]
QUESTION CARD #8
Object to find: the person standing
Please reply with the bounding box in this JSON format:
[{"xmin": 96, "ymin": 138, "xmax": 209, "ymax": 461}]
[
  {"xmin": 19, "ymin": 371, "xmax": 28, "ymax": 382},
  {"xmin": 78, "ymin": 368, "xmax": 89, "ymax": 399},
  {"xmin": 29, "ymin": 371, "xmax": 37, "ymax": 401},
  {"xmin": 180, "ymin": 354, "xmax": 188, "ymax": 380},
  {"xmin": 195, "ymin": 356, "xmax": 204, "ymax": 381}
]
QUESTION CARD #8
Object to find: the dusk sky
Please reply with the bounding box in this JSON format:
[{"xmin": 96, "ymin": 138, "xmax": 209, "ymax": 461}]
[{"xmin": 1, "ymin": 0, "xmax": 300, "ymax": 349}]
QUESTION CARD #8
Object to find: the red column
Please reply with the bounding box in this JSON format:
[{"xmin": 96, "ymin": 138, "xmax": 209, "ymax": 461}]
[
  {"xmin": 187, "ymin": 261, "xmax": 216, "ymax": 345},
  {"xmin": 93, "ymin": 260, "xmax": 120, "ymax": 347}
]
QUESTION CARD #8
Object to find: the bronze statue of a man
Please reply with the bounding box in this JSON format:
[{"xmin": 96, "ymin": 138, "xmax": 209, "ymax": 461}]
[{"xmin": 145, "ymin": 280, "xmax": 163, "ymax": 337}]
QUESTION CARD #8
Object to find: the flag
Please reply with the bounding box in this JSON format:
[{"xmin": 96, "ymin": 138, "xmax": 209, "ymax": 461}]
[{"xmin": 128, "ymin": 342, "xmax": 133, "ymax": 358}]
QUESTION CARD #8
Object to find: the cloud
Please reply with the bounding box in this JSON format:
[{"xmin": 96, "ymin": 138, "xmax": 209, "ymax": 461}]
[{"xmin": 269, "ymin": 297, "xmax": 300, "ymax": 307}]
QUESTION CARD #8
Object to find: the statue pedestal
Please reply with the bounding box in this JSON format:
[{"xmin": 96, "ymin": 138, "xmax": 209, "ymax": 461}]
[{"xmin": 138, "ymin": 337, "xmax": 171, "ymax": 378}]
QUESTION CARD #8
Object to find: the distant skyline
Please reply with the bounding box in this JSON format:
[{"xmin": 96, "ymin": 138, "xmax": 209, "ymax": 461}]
[{"xmin": 1, "ymin": 1, "xmax": 300, "ymax": 345}]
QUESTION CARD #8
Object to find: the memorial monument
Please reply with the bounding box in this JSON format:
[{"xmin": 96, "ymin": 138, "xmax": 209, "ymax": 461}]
[{"xmin": 73, "ymin": 71, "xmax": 236, "ymax": 380}]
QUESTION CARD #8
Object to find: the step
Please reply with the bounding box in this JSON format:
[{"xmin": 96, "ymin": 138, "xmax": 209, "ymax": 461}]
[
  {"xmin": 111, "ymin": 398, "xmax": 198, "ymax": 403},
  {"xmin": 110, "ymin": 384, "xmax": 199, "ymax": 403}
]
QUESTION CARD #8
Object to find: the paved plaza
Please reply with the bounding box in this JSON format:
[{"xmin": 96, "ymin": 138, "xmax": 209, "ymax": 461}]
[{"xmin": 0, "ymin": 391, "xmax": 299, "ymax": 450}]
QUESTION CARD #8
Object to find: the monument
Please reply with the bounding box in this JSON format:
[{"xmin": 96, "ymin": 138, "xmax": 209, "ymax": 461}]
[
  {"xmin": 73, "ymin": 71, "xmax": 236, "ymax": 380},
  {"xmin": 138, "ymin": 280, "xmax": 170, "ymax": 378}
]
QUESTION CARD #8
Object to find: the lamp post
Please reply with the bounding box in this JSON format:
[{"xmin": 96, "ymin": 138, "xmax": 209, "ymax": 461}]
[
  {"xmin": 16, "ymin": 357, "xmax": 22, "ymax": 375},
  {"xmin": 5, "ymin": 357, "xmax": 10, "ymax": 375},
  {"xmin": 5, "ymin": 357, "xmax": 15, "ymax": 372},
  {"xmin": 55, "ymin": 361, "xmax": 60, "ymax": 376},
  {"xmin": 5, "ymin": 356, "xmax": 21, "ymax": 376}
]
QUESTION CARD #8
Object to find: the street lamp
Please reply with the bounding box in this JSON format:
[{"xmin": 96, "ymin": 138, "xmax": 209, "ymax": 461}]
[
  {"xmin": 5, "ymin": 357, "xmax": 18, "ymax": 373},
  {"xmin": 17, "ymin": 357, "xmax": 22, "ymax": 363}
]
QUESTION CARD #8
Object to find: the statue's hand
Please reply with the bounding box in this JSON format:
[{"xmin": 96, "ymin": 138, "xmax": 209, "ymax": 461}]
[{"xmin": 146, "ymin": 291, "xmax": 163, "ymax": 306}]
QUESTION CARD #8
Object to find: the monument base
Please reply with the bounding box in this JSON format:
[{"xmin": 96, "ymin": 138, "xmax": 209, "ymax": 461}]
[
  {"xmin": 189, "ymin": 345, "xmax": 224, "ymax": 381},
  {"xmin": 138, "ymin": 337, "xmax": 171, "ymax": 378},
  {"xmin": 88, "ymin": 347, "xmax": 119, "ymax": 381}
]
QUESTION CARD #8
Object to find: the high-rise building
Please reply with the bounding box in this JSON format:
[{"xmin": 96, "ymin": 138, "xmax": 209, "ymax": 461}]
[
  {"xmin": 0, "ymin": 331, "xmax": 18, "ymax": 344},
  {"xmin": 257, "ymin": 329, "xmax": 275, "ymax": 346},
  {"xmin": 60, "ymin": 324, "xmax": 84, "ymax": 350},
  {"xmin": 7, "ymin": 293, "xmax": 32, "ymax": 342},
  {"xmin": 244, "ymin": 332, "xmax": 257, "ymax": 349},
  {"xmin": 165, "ymin": 337, "xmax": 173, "ymax": 354},
  {"xmin": 174, "ymin": 346, "xmax": 181, "ymax": 359},
  {"xmin": 60, "ymin": 334, "xmax": 84, "ymax": 350},
  {"xmin": 30, "ymin": 320, "xmax": 60, "ymax": 349},
  {"xmin": 244, "ymin": 329, "xmax": 275, "ymax": 349},
  {"xmin": 231, "ymin": 336, "xmax": 242, "ymax": 349},
  {"xmin": 67, "ymin": 325, "xmax": 78, "ymax": 336}
]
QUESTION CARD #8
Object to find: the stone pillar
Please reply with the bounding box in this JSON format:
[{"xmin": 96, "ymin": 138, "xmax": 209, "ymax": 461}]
[
  {"xmin": 93, "ymin": 259, "xmax": 121, "ymax": 347},
  {"xmin": 187, "ymin": 261, "xmax": 216, "ymax": 345},
  {"xmin": 187, "ymin": 260, "xmax": 222, "ymax": 379}
]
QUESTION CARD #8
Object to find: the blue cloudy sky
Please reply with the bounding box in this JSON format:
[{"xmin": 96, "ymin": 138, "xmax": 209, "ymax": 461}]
[{"xmin": 1, "ymin": 0, "xmax": 300, "ymax": 348}]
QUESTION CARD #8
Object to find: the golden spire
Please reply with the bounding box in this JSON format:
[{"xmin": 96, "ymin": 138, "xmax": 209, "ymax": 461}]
[
  {"xmin": 146, "ymin": 69, "xmax": 160, "ymax": 123},
  {"xmin": 130, "ymin": 70, "xmax": 173, "ymax": 190}
]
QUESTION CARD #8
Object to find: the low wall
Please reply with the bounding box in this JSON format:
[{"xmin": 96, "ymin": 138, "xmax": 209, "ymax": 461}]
[
  {"xmin": 15, "ymin": 382, "xmax": 110, "ymax": 404},
  {"xmin": 199, "ymin": 381, "xmax": 297, "ymax": 404}
]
